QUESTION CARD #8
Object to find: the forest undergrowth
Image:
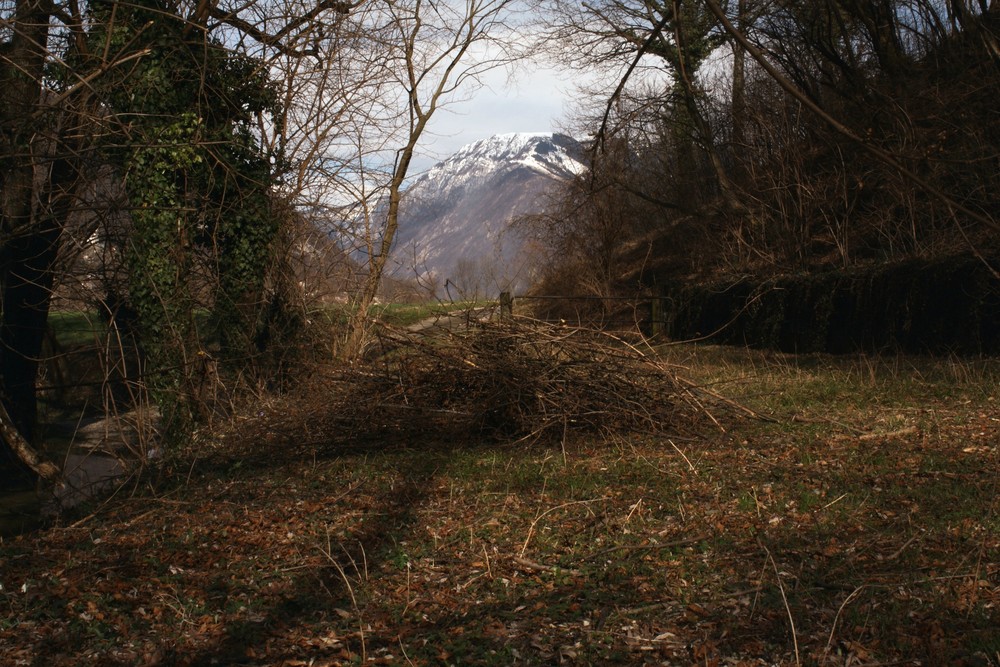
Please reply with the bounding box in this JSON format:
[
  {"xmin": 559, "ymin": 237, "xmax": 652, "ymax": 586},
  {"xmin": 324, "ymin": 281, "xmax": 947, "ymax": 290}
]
[{"xmin": 1, "ymin": 333, "xmax": 998, "ymax": 666}]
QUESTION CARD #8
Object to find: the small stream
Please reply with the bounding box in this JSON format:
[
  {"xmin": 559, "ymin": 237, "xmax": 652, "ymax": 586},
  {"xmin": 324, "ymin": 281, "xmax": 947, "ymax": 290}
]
[
  {"xmin": 1, "ymin": 452, "xmax": 129, "ymax": 536},
  {"xmin": 52, "ymin": 452, "xmax": 129, "ymax": 509},
  {"xmin": 1, "ymin": 413, "xmax": 152, "ymax": 536}
]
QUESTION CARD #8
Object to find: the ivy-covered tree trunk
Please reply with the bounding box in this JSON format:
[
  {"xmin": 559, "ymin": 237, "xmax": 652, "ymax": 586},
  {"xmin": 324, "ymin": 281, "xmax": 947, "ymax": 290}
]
[
  {"xmin": 125, "ymin": 119, "xmax": 202, "ymax": 444},
  {"xmin": 87, "ymin": 0, "xmax": 282, "ymax": 448},
  {"xmin": 214, "ymin": 181, "xmax": 280, "ymax": 370}
]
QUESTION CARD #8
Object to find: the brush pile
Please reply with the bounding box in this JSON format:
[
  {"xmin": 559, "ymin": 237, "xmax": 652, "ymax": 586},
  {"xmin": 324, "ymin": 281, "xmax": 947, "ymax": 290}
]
[
  {"xmin": 238, "ymin": 319, "xmax": 747, "ymax": 454},
  {"xmin": 218, "ymin": 318, "xmax": 754, "ymax": 464},
  {"xmin": 389, "ymin": 320, "xmax": 731, "ymax": 439}
]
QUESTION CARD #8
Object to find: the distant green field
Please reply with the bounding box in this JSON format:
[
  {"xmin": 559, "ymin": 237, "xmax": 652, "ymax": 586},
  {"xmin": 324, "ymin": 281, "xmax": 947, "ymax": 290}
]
[
  {"xmin": 372, "ymin": 300, "xmax": 491, "ymax": 327},
  {"xmin": 47, "ymin": 310, "xmax": 106, "ymax": 347},
  {"xmin": 47, "ymin": 301, "xmax": 497, "ymax": 350}
]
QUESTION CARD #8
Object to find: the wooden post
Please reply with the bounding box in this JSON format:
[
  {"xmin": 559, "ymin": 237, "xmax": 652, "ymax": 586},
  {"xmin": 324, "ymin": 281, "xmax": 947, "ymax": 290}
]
[
  {"xmin": 651, "ymin": 297, "xmax": 663, "ymax": 336},
  {"xmin": 499, "ymin": 291, "xmax": 513, "ymax": 321}
]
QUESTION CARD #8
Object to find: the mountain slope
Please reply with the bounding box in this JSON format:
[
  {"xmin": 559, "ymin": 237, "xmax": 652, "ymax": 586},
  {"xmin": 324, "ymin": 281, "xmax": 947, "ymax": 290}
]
[{"xmin": 389, "ymin": 132, "xmax": 585, "ymax": 295}]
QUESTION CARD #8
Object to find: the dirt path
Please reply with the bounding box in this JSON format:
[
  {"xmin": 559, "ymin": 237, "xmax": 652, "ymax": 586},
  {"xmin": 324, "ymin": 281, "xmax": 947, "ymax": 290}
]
[{"xmin": 404, "ymin": 306, "xmax": 497, "ymax": 333}]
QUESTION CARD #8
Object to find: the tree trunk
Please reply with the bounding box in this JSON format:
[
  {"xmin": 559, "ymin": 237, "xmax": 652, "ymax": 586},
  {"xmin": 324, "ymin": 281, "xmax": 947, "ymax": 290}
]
[
  {"xmin": 0, "ymin": 400, "xmax": 60, "ymax": 483},
  {"xmin": 0, "ymin": 220, "xmax": 61, "ymax": 438},
  {"xmin": 341, "ymin": 140, "xmax": 416, "ymax": 360},
  {"xmin": 670, "ymin": 0, "xmax": 743, "ymax": 214},
  {"xmin": 731, "ymin": 0, "xmax": 748, "ymax": 149},
  {"xmin": 0, "ymin": 0, "xmax": 59, "ymax": 484}
]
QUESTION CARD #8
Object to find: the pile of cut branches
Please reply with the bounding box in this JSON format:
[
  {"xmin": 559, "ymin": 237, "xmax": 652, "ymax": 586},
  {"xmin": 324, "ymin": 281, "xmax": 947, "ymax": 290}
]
[
  {"xmin": 219, "ymin": 320, "xmax": 755, "ymax": 461},
  {"xmin": 384, "ymin": 320, "xmax": 747, "ymax": 440},
  {"xmin": 236, "ymin": 319, "xmax": 751, "ymax": 453}
]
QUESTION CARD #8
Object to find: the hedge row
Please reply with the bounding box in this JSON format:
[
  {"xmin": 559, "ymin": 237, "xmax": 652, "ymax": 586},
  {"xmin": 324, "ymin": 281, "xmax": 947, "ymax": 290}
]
[{"xmin": 660, "ymin": 255, "xmax": 1000, "ymax": 355}]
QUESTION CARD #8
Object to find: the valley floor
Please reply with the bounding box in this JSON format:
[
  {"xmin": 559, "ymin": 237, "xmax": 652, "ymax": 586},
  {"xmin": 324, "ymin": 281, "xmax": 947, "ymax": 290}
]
[{"xmin": 1, "ymin": 345, "xmax": 998, "ymax": 666}]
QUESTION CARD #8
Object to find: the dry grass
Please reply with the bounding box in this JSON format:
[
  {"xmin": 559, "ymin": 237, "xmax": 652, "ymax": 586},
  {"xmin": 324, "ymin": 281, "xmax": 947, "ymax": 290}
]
[{"xmin": 2, "ymin": 336, "xmax": 998, "ymax": 666}]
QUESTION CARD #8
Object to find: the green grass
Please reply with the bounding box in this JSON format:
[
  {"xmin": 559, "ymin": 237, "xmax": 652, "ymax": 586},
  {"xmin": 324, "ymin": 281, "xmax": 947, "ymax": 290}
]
[
  {"xmin": 314, "ymin": 299, "xmax": 497, "ymax": 329},
  {"xmin": 3, "ymin": 343, "xmax": 998, "ymax": 665},
  {"xmin": 373, "ymin": 300, "xmax": 495, "ymax": 326},
  {"xmin": 47, "ymin": 308, "xmax": 220, "ymax": 348},
  {"xmin": 47, "ymin": 310, "xmax": 106, "ymax": 347}
]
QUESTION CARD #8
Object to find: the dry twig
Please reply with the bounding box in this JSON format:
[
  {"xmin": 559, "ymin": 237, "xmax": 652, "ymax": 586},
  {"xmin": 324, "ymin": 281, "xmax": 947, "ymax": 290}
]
[{"xmin": 221, "ymin": 319, "xmax": 756, "ymax": 462}]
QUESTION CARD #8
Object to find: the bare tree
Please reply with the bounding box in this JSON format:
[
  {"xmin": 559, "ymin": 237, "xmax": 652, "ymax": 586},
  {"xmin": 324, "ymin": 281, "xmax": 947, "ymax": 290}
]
[
  {"xmin": 537, "ymin": 0, "xmax": 998, "ymax": 282},
  {"xmin": 539, "ymin": 0, "xmax": 738, "ymax": 208},
  {"xmin": 1, "ymin": 0, "xmax": 92, "ymax": 481},
  {"xmin": 335, "ymin": 0, "xmax": 527, "ymax": 359},
  {"xmin": 707, "ymin": 0, "xmax": 999, "ymax": 266}
]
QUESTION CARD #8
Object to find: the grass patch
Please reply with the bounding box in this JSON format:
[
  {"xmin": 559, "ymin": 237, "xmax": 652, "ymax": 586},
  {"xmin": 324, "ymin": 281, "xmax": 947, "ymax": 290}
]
[
  {"xmin": 2, "ymin": 343, "xmax": 998, "ymax": 665},
  {"xmin": 47, "ymin": 310, "xmax": 106, "ymax": 347},
  {"xmin": 373, "ymin": 300, "xmax": 492, "ymax": 327},
  {"xmin": 314, "ymin": 299, "xmax": 495, "ymax": 330}
]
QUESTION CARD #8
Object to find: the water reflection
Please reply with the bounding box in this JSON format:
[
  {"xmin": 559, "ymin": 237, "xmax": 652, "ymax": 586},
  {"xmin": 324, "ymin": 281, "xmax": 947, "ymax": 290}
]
[{"xmin": 1, "ymin": 413, "xmax": 151, "ymax": 536}]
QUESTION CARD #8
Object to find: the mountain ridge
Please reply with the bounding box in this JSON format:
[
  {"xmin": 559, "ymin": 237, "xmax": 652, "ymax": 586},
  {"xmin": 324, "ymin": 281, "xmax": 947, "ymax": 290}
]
[{"xmin": 389, "ymin": 132, "xmax": 585, "ymax": 295}]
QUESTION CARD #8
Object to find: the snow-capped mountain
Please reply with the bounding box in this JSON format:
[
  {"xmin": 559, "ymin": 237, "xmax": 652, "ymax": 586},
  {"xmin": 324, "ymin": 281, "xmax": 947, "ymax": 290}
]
[{"xmin": 389, "ymin": 132, "xmax": 586, "ymax": 295}]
